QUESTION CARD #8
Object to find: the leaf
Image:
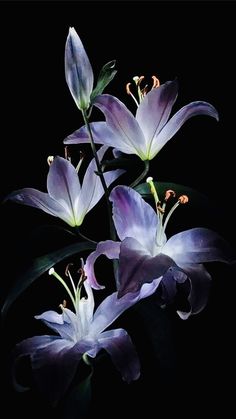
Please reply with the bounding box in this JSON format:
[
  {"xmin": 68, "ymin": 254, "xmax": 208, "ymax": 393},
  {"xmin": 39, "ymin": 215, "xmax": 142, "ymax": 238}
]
[
  {"xmin": 1, "ymin": 241, "xmax": 95, "ymax": 320},
  {"xmin": 101, "ymin": 157, "xmax": 134, "ymax": 172},
  {"xmin": 62, "ymin": 367, "xmax": 93, "ymax": 419},
  {"xmin": 135, "ymin": 181, "xmax": 215, "ymax": 209},
  {"xmin": 91, "ymin": 60, "xmax": 117, "ymax": 101}
]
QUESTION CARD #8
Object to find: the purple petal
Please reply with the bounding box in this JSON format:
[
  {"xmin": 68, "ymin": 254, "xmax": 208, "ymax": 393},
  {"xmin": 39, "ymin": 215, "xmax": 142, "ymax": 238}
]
[
  {"xmin": 47, "ymin": 156, "xmax": 81, "ymax": 226},
  {"xmin": 118, "ymin": 237, "xmax": 175, "ymax": 296},
  {"xmin": 110, "ymin": 186, "xmax": 158, "ymax": 255},
  {"xmin": 65, "ymin": 27, "xmax": 93, "ymax": 110},
  {"xmin": 177, "ymin": 264, "xmax": 212, "ymax": 319},
  {"xmin": 6, "ymin": 188, "xmax": 75, "ymax": 226},
  {"xmin": 136, "ymin": 80, "xmax": 178, "ymax": 150},
  {"xmin": 98, "ymin": 329, "xmax": 140, "ymax": 382},
  {"xmin": 90, "ymin": 277, "xmax": 161, "ymax": 336},
  {"xmin": 80, "ymin": 145, "xmax": 124, "ymax": 216},
  {"xmin": 163, "ymin": 228, "xmax": 235, "ymax": 265},
  {"xmin": 150, "ymin": 101, "xmax": 219, "ymax": 158},
  {"xmin": 64, "ymin": 121, "xmax": 124, "ymax": 151},
  {"xmin": 35, "ymin": 310, "xmax": 78, "ymax": 341},
  {"xmin": 94, "ymin": 94, "xmax": 146, "ymax": 159},
  {"xmin": 84, "ymin": 240, "xmax": 121, "ymax": 289}
]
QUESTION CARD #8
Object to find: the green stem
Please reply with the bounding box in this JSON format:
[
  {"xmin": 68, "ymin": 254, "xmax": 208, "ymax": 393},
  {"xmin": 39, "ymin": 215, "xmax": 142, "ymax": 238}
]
[
  {"xmin": 81, "ymin": 110, "xmax": 116, "ymax": 242},
  {"xmin": 130, "ymin": 160, "xmax": 150, "ymax": 188},
  {"xmin": 74, "ymin": 228, "xmax": 97, "ymax": 245}
]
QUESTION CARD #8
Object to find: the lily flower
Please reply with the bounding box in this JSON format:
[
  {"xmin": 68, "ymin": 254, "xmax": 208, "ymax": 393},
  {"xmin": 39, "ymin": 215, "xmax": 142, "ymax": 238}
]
[
  {"xmin": 6, "ymin": 146, "xmax": 123, "ymax": 227},
  {"xmin": 13, "ymin": 267, "xmax": 161, "ymax": 404},
  {"xmin": 65, "ymin": 27, "xmax": 94, "ymax": 111},
  {"xmin": 64, "ymin": 79, "xmax": 219, "ymax": 161},
  {"xmin": 84, "ymin": 184, "xmax": 234, "ymax": 319}
]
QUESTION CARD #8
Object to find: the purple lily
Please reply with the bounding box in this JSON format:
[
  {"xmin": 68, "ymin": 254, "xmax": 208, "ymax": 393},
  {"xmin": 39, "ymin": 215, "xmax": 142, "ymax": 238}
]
[
  {"xmin": 85, "ymin": 185, "xmax": 234, "ymax": 319},
  {"xmin": 64, "ymin": 79, "xmax": 219, "ymax": 161},
  {"xmin": 6, "ymin": 146, "xmax": 123, "ymax": 227},
  {"xmin": 13, "ymin": 271, "xmax": 161, "ymax": 404},
  {"xmin": 65, "ymin": 27, "xmax": 93, "ymax": 111}
]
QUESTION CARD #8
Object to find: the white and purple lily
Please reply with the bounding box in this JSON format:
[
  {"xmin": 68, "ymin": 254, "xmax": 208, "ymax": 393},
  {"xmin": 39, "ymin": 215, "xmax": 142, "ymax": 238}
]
[
  {"xmin": 64, "ymin": 79, "xmax": 219, "ymax": 161},
  {"xmin": 13, "ymin": 270, "xmax": 162, "ymax": 404},
  {"xmin": 65, "ymin": 27, "xmax": 94, "ymax": 111},
  {"xmin": 7, "ymin": 146, "xmax": 123, "ymax": 227},
  {"xmin": 85, "ymin": 185, "xmax": 234, "ymax": 319}
]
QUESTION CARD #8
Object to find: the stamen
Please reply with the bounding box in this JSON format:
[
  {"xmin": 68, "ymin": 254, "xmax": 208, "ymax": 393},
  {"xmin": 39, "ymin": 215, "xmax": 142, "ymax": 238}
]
[
  {"xmin": 146, "ymin": 177, "xmax": 161, "ymax": 209},
  {"xmin": 152, "ymin": 75, "xmax": 160, "ymax": 89},
  {"xmin": 49, "ymin": 267, "xmax": 76, "ymax": 310},
  {"xmin": 64, "ymin": 146, "xmax": 71, "ymax": 162},
  {"xmin": 76, "ymin": 151, "xmax": 84, "ymax": 173},
  {"xmin": 126, "ymin": 81, "xmax": 139, "ymax": 107},
  {"xmin": 65, "ymin": 263, "xmax": 77, "ymax": 297},
  {"xmin": 47, "ymin": 156, "xmax": 54, "ymax": 166},
  {"xmin": 178, "ymin": 195, "xmax": 189, "ymax": 204}
]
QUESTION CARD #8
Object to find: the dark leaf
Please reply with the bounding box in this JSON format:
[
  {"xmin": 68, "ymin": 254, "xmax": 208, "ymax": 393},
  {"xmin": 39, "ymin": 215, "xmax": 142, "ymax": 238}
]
[{"xmin": 1, "ymin": 241, "xmax": 95, "ymax": 320}]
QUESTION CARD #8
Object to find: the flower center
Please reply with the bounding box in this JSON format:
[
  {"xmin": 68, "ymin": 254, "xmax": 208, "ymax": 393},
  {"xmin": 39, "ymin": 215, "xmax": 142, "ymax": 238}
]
[
  {"xmin": 126, "ymin": 74, "xmax": 160, "ymax": 106},
  {"xmin": 146, "ymin": 177, "xmax": 189, "ymax": 249}
]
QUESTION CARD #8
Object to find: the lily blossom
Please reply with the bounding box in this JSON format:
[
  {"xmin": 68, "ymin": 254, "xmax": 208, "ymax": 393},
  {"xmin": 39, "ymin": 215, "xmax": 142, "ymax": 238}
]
[
  {"xmin": 64, "ymin": 79, "xmax": 219, "ymax": 161},
  {"xmin": 6, "ymin": 146, "xmax": 123, "ymax": 227},
  {"xmin": 85, "ymin": 185, "xmax": 234, "ymax": 319},
  {"xmin": 65, "ymin": 27, "xmax": 94, "ymax": 111},
  {"xmin": 13, "ymin": 270, "xmax": 162, "ymax": 404}
]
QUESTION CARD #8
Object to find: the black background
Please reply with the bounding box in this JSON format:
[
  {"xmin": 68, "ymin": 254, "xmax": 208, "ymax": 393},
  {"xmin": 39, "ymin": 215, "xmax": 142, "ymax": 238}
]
[{"xmin": 1, "ymin": 1, "xmax": 236, "ymax": 417}]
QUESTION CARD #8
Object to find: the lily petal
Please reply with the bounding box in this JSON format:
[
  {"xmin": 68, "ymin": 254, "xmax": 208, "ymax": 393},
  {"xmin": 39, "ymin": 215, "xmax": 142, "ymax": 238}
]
[
  {"xmin": 47, "ymin": 156, "xmax": 81, "ymax": 226},
  {"xmin": 98, "ymin": 329, "xmax": 140, "ymax": 382},
  {"xmin": 136, "ymin": 80, "xmax": 178, "ymax": 151},
  {"xmin": 177, "ymin": 264, "xmax": 212, "ymax": 319},
  {"xmin": 35, "ymin": 310, "xmax": 79, "ymax": 341},
  {"xmin": 90, "ymin": 277, "xmax": 161, "ymax": 336},
  {"xmin": 64, "ymin": 121, "xmax": 129, "ymax": 152},
  {"xmin": 150, "ymin": 101, "xmax": 219, "ymax": 158},
  {"xmin": 118, "ymin": 237, "xmax": 175, "ymax": 296},
  {"xmin": 94, "ymin": 94, "xmax": 147, "ymax": 159},
  {"xmin": 163, "ymin": 228, "xmax": 235, "ymax": 265},
  {"xmin": 80, "ymin": 145, "xmax": 124, "ymax": 218},
  {"xmin": 65, "ymin": 27, "xmax": 93, "ymax": 110},
  {"xmin": 6, "ymin": 188, "xmax": 74, "ymax": 226},
  {"xmin": 84, "ymin": 240, "xmax": 121, "ymax": 289},
  {"xmin": 110, "ymin": 186, "xmax": 158, "ymax": 255}
]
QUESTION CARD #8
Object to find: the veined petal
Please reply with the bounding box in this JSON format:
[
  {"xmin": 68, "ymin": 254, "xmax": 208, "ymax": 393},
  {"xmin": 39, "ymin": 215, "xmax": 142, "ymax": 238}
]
[
  {"xmin": 35, "ymin": 310, "xmax": 78, "ymax": 341},
  {"xmin": 79, "ymin": 146, "xmax": 124, "ymax": 220},
  {"xmin": 90, "ymin": 277, "xmax": 161, "ymax": 336},
  {"xmin": 110, "ymin": 186, "xmax": 158, "ymax": 255},
  {"xmin": 177, "ymin": 264, "xmax": 212, "ymax": 319},
  {"xmin": 47, "ymin": 156, "xmax": 81, "ymax": 226},
  {"xmin": 76, "ymin": 280, "xmax": 94, "ymax": 335},
  {"xmin": 6, "ymin": 188, "xmax": 74, "ymax": 226},
  {"xmin": 64, "ymin": 121, "xmax": 132, "ymax": 154},
  {"xmin": 150, "ymin": 101, "xmax": 219, "ymax": 158},
  {"xmin": 94, "ymin": 94, "xmax": 147, "ymax": 159},
  {"xmin": 136, "ymin": 80, "xmax": 178, "ymax": 153},
  {"xmin": 163, "ymin": 228, "xmax": 235, "ymax": 265},
  {"xmin": 118, "ymin": 237, "xmax": 175, "ymax": 296},
  {"xmin": 65, "ymin": 27, "xmax": 93, "ymax": 110},
  {"xmin": 84, "ymin": 240, "xmax": 121, "ymax": 289},
  {"xmin": 98, "ymin": 329, "xmax": 140, "ymax": 382}
]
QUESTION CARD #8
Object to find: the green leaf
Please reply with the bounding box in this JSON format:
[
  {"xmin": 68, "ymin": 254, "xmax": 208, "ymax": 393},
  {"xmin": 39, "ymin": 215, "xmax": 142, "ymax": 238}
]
[
  {"xmin": 91, "ymin": 60, "xmax": 117, "ymax": 101},
  {"xmin": 135, "ymin": 181, "xmax": 214, "ymax": 209},
  {"xmin": 101, "ymin": 157, "xmax": 134, "ymax": 172},
  {"xmin": 1, "ymin": 241, "xmax": 95, "ymax": 320}
]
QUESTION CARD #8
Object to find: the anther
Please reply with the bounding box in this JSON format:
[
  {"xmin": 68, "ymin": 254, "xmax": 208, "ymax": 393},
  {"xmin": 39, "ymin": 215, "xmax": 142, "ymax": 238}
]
[
  {"xmin": 152, "ymin": 75, "xmax": 160, "ymax": 89},
  {"xmin": 64, "ymin": 146, "xmax": 71, "ymax": 161},
  {"xmin": 178, "ymin": 195, "xmax": 189, "ymax": 204},
  {"xmin": 126, "ymin": 82, "xmax": 132, "ymax": 95},
  {"xmin": 47, "ymin": 156, "xmax": 54, "ymax": 166},
  {"xmin": 165, "ymin": 190, "xmax": 176, "ymax": 201},
  {"xmin": 65, "ymin": 263, "xmax": 74, "ymax": 277}
]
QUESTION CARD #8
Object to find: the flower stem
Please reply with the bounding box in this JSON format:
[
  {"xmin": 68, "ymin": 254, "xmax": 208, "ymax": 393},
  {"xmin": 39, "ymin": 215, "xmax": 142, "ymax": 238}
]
[
  {"xmin": 81, "ymin": 110, "xmax": 116, "ymax": 242},
  {"xmin": 130, "ymin": 160, "xmax": 150, "ymax": 188},
  {"xmin": 74, "ymin": 227, "xmax": 97, "ymax": 244}
]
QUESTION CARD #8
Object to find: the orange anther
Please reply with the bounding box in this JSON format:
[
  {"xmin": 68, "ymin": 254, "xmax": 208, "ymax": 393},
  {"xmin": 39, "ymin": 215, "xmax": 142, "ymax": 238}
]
[
  {"xmin": 178, "ymin": 195, "xmax": 189, "ymax": 204},
  {"xmin": 165, "ymin": 189, "xmax": 176, "ymax": 201},
  {"xmin": 126, "ymin": 82, "xmax": 132, "ymax": 95},
  {"xmin": 152, "ymin": 75, "xmax": 160, "ymax": 88}
]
